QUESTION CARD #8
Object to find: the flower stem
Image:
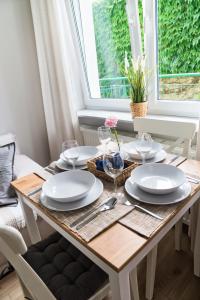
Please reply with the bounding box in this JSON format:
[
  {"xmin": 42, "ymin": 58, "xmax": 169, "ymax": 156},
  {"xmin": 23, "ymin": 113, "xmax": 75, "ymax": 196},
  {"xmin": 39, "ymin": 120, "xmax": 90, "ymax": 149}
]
[{"xmin": 112, "ymin": 128, "xmax": 120, "ymax": 151}]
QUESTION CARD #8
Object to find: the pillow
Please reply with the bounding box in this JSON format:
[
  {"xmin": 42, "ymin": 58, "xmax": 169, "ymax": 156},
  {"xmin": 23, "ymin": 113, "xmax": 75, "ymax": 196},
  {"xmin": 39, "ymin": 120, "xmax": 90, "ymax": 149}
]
[
  {"xmin": 0, "ymin": 133, "xmax": 20, "ymax": 154},
  {"xmin": 0, "ymin": 133, "xmax": 16, "ymax": 147},
  {"xmin": 0, "ymin": 142, "xmax": 16, "ymax": 199}
]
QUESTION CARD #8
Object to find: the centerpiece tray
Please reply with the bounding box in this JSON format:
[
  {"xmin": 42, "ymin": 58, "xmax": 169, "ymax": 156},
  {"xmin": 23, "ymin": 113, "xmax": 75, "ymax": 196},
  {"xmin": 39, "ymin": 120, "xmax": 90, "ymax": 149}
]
[{"xmin": 87, "ymin": 155, "xmax": 138, "ymax": 186}]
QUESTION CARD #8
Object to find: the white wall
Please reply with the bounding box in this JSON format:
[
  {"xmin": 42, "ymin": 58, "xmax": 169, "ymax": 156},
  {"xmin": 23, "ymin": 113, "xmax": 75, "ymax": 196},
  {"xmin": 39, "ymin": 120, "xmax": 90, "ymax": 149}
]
[{"xmin": 0, "ymin": 0, "xmax": 50, "ymax": 166}]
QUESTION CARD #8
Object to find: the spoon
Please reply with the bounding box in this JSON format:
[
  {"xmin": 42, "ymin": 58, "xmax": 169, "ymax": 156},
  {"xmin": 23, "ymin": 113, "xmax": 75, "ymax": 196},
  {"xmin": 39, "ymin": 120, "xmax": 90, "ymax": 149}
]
[
  {"xmin": 76, "ymin": 197, "xmax": 117, "ymax": 230},
  {"xmin": 123, "ymin": 199, "xmax": 163, "ymax": 220}
]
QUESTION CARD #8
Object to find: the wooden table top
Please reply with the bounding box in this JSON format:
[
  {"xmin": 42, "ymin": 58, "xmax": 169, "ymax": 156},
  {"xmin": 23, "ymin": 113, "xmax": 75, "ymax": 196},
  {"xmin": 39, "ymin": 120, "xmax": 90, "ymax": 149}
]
[{"xmin": 11, "ymin": 159, "xmax": 200, "ymax": 272}]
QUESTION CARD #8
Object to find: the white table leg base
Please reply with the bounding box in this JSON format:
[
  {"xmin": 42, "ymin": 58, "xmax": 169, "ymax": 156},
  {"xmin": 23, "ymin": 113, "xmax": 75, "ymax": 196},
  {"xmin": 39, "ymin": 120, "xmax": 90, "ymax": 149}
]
[
  {"xmin": 130, "ymin": 268, "xmax": 139, "ymax": 300},
  {"xmin": 194, "ymin": 202, "xmax": 200, "ymax": 276},
  {"xmin": 175, "ymin": 219, "xmax": 182, "ymax": 251},
  {"xmin": 190, "ymin": 204, "xmax": 198, "ymax": 252},
  {"xmin": 17, "ymin": 193, "xmax": 41, "ymax": 244},
  {"xmin": 109, "ymin": 270, "xmax": 132, "ymax": 300},
  {"xmin": 146, "ymin": 245, "xmax": 158, "ymax": 300}
]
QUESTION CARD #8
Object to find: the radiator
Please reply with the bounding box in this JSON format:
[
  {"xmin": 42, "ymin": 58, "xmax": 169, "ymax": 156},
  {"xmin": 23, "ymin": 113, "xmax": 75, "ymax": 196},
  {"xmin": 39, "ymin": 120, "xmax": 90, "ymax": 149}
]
[{"xmin": 80, "ymin": 126, "xmax": 134, "ymax": 146}]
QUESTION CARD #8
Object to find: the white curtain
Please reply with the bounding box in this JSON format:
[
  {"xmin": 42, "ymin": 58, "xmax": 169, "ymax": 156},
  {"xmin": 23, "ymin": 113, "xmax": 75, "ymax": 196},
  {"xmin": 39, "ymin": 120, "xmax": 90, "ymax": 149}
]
[{"xmin": 30, "ymin": 0, "xmax": 86, "ymax": 160}]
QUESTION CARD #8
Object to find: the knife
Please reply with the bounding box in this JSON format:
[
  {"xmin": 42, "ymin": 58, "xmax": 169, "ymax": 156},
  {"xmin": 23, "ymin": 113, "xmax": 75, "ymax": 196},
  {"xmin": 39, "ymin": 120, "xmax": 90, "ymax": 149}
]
[
  {"xmin": 168, "ymin": 155, "xmax": 179, "ymax": 165},
  {"xmin": 27, "ymin": 186, "xmax": 42, "ymax": 197},
  {"xmin": 76, "ymin": 197, "xmax": 117, "ymax": 230},
  {"xmin": 69, "ymin": 197, "xmax": 116, "ymax": 228}
]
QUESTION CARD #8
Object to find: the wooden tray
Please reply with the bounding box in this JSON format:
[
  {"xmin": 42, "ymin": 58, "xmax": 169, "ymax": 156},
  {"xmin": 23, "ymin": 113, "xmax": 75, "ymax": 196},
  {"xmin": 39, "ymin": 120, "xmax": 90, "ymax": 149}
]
[{"xmin": 87, "ymin": 155, "xmax": 138, "ymax": 186}]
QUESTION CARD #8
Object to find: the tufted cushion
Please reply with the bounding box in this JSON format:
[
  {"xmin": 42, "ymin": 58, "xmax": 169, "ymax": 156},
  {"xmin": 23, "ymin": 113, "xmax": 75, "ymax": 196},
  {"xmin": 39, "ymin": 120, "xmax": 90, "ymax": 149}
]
[{"xmin": 23, "ymin": 232, "xmax": 108, "ymax": 300}]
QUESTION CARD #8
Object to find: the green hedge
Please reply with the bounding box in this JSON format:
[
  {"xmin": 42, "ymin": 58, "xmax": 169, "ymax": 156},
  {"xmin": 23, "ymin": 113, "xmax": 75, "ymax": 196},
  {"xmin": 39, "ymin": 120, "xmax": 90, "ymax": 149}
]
[{"xmin": 93, "ymin": 0, "xmax": 200, "ymax": 78}]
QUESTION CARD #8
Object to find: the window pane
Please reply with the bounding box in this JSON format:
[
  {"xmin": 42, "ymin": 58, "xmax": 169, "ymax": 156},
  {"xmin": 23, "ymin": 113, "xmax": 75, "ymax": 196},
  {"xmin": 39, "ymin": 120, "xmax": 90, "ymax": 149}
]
[
  {"xmin": 157, "ymin": 0, "xmax": 200, "ymax": 101},
  {"xmin": 72, "ymin": 0, "xmax": 143, "ymax": 99}
]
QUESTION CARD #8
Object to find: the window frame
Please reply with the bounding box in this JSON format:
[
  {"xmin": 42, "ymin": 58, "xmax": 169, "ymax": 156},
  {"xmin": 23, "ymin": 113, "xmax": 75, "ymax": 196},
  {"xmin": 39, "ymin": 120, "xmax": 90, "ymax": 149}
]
[{"xmin": 71, "ymin": 0, "xmax": 200, "ymax": 118}]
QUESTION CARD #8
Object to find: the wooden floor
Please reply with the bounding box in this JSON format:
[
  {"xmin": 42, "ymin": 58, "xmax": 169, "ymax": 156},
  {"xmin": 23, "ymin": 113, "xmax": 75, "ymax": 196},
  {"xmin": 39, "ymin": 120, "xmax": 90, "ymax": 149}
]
[{"xmin": 0, "ymin": 229, "xmax": 200, "ymax": 300}]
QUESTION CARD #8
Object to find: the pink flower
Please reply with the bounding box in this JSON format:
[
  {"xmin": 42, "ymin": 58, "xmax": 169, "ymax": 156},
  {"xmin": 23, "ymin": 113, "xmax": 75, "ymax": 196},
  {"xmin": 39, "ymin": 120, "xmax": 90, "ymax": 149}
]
[{"xmin": 104, "ymin": 116, "xmax": 118, "ymax": 128}]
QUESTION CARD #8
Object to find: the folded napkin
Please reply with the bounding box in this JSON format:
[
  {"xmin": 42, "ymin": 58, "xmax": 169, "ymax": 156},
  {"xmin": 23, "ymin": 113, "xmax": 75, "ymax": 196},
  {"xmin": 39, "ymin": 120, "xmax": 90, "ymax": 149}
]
[{"xmin": 96, "ymin": 159, "xmax": 128, "ymax": 172}]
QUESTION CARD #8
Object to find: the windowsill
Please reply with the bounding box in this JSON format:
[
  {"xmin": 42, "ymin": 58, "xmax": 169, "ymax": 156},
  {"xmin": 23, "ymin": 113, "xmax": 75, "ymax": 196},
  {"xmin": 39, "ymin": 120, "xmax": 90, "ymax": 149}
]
[{"xmin": 78, "ymin": 109, "xmax": 199, "ymax": 132}]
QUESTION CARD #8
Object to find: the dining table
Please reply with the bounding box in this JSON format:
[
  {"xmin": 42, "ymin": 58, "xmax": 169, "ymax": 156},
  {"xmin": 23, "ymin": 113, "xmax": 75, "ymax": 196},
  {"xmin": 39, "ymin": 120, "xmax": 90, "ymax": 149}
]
[{"xmin": 11, "ymin": 153, "xmax": 200, "ymax": 300}]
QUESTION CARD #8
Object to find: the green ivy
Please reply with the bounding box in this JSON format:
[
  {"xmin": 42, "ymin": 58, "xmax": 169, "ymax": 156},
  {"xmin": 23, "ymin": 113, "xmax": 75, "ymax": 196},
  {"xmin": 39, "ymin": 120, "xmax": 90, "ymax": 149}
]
[
  {"xmin": 158, "ymin": 0, "xmax": 200, "ymax": 73},
  {"xmin": 92, "ymin": 0, "xmax": 200, "ymax": 79}
]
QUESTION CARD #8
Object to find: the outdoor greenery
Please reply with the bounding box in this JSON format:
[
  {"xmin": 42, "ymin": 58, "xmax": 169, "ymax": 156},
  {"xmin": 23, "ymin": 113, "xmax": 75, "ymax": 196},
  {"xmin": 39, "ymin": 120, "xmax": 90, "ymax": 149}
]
[{"xmin": 92, "ymin": 0, "xmax": 200, "ymax": 79}]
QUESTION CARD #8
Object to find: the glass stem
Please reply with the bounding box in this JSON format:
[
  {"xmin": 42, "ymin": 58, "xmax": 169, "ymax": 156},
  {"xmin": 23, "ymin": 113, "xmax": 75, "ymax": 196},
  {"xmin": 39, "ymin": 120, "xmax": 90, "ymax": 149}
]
[
  {"xmin": 72, "ymin": 159, "xmax": 75, "ymax": 170},
  {"xmin": 114, "ymin": 177, "xmax": 117, "ymax": 194},
  {"xmin": 141, "ymin": 153, "xmax": 145, "ymax": 165}
]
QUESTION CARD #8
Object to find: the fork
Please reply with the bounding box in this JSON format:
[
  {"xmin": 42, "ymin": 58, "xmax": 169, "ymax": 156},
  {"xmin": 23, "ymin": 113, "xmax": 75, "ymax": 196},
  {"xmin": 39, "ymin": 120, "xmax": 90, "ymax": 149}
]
[{"xmin": 123, "ymin": 199, "xmax": 164, "ymax": 220}]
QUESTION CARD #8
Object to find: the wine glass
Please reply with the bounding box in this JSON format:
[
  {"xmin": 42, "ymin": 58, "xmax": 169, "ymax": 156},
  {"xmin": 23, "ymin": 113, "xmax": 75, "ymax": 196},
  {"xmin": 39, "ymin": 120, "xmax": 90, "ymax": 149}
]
[
  {"xmin": 62, "ymin": 140, "xmax": 79, "ymax": 170},
  {"xmin": 135, "ymin": 133, "xmax": 153, "ymax": 164},
  {"xmin": 103, "ymin": 150, "xmax": 124, "ymax": 196},
  {"xmin": 98, "ymin": 126, "xmax": 111, "ymax": 152}
]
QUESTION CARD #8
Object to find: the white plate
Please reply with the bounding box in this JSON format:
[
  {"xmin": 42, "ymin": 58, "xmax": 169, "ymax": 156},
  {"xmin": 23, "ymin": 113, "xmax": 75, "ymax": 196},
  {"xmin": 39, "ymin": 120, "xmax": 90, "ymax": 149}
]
[
  {"xmin": 56, "ymin": 159, "xmax": 87, "ymax": 171},
  {"xmin": 127, "ymin": 150, "xmax": 167, "ymax": 164},
  {"xmin": 131, "ymin": 163, "xmax": 186, "ymax": 195},
  {"xmin": 40, "ymin": 178, "xmax": 103, "ymax": 211},
  {"xmin": 125, "ymin": 178, "xmax": 191, "ymax": 205},
  {"xmin": 42, "ymin": 170, "xmax": 96, "ymax": 202},
  {"xmin": 123, "ymin": 141, "xmax": 162, "ymax": 160},
  {"xmin": 60, "ymin": 146, "xmax": 99, "ymax": 166}
]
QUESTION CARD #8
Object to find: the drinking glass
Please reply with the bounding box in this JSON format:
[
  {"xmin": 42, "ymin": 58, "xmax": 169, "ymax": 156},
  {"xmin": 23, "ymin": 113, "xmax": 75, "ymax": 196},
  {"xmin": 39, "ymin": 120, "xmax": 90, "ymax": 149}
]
[
  {"xmin": 103, "ymin": 150, "xmax": 124, "ymax": 196},
  {"xmin": 135, "ymin": 133, "xmax": 153, "ymax": 164},
  {"xmin": 98, "ymin": 126, "xmax": 111, "ymax": 152},
  {"xmin": 62, "ymin": 140, "xmax": 79, "ymax": 170}
]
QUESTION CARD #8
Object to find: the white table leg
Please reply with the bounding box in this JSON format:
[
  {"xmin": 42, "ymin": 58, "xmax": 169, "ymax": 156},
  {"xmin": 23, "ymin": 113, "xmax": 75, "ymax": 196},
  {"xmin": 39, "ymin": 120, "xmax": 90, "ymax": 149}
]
[
  {"xmin": 175, "ymin": 219, "xmax": 182, "ymax": 251},
  {"xmin": 146, "ymin": 245, "xmax": 157, "ymax": 300},
  {"xmin": 130, "ymin": 268, "xmax": 140, "ymax": 300},
  {"xmin": 109, "ymin": 270, "xmax": 132, "ymax": 300},
  {"xmin": 194, "ymin": 201, "xmax": 200, "ymax": 276},
  {"xmin": 17, "ymin": 193, "xmax": 41, "ymax": 244},
  {"xmin": 190, "ymin": 204, "xmax": 198, "ymax": 252}
]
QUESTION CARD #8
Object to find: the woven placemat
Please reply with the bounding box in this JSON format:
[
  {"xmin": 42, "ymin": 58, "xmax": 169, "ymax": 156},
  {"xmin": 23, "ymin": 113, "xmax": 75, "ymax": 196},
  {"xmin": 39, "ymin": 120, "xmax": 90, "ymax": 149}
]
[
  {"xmin": 28, "ymin": 180, "xmax": 133, "ymax": 242},
  {"xmin": 119, "ymin": 173, "xmax": 200, "ymax": 238}
]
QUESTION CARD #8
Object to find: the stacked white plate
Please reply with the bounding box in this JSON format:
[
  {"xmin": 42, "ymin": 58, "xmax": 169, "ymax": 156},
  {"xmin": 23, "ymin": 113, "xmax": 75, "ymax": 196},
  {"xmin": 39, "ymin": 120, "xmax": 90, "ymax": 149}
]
[
  {"xmin": 125, "ymin": 163, "xmax": 191, "ymax": 205},
  {"xmin": 40, "ymin": 170, "xmax": 103, "ymax": 211},
  {"xmin": 56, "ymin": 146, "xmax": 99, "ymax": 171},
  {"xmin": 123, "ymin": 141, "xmax": 166, "ymax": 163}
]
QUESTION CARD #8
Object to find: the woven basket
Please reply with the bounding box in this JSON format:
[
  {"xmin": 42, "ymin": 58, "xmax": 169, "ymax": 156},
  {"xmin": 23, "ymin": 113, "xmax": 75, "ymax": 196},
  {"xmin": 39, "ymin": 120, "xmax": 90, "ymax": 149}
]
[
  {"xmin": 130, "ymin": 102, "xmax": 148, "ymax": 118},
  {"xmin": 87, "ymin": 155, "xmax": 138, "ymax": 186}
]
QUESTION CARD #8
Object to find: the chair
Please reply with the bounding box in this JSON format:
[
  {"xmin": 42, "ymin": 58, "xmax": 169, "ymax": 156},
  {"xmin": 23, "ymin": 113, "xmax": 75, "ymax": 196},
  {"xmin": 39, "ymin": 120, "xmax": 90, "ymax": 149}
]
[
  {"xmin": 133, "ymin": 117, "xmax": 196, "ymax": 300},
  {"xmin": 0, "ymin": 225, "xmax": 110, "ymax": 300}
]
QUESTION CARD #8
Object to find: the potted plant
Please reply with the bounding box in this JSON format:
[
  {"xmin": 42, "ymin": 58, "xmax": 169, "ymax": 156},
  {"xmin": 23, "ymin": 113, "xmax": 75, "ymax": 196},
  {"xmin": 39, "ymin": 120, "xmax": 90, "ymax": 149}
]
[{"xmin": 124, "ymin": 53, "xmax": 148, "ymax": 118}]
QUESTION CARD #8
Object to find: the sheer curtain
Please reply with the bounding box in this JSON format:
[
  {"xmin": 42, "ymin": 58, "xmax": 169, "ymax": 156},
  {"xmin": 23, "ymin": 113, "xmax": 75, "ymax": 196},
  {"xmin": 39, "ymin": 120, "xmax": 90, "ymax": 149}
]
[{"xmin": 30, "ymin": 0, "xmax": 86, "ymax": 160}]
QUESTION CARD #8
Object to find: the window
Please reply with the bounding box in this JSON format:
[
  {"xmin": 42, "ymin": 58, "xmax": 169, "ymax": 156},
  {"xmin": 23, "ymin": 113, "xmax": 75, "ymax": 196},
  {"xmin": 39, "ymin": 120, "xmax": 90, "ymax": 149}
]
[
  {"xmin": 157, "ymin": 0, "xmax": 200, "ymax": 101},
  {"xmin": 71, "ymin": 0, "xmax": 142, "ymax": 102},
  {"xmin": 71, "ymin": 0, "xmax": 200, "ymax": 117}
]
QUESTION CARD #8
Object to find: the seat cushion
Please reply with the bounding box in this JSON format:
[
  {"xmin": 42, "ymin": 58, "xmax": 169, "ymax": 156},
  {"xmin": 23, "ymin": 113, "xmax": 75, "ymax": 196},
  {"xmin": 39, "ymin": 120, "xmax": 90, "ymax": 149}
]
[{"xmin": 23, "ymin": 232, "xmax": 108, "ymax": 300}]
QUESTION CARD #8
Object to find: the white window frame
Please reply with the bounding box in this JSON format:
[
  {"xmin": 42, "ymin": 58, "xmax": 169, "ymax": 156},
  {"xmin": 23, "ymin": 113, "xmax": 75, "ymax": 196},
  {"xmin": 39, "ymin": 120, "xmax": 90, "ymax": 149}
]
[
  {"xmin": 143, "ymin": 0, "xmax": 200, "ymax": 118},
  {"xmin": 71, "ymin": 0, "xmax": 200, "ymax": 118}
]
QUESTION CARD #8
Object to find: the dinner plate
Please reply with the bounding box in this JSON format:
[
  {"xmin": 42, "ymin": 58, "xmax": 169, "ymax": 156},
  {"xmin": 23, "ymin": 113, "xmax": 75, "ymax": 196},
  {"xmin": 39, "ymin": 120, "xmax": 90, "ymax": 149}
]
[
  {"xmin": 40, "ymin": 178, "xmax": 103, "ymax": 211},
  {"xmin": 125, "ymin": 177, "xmax": 191, "ymax": 205},
  {"xmin": 123, "ymin": 141, "xmax": 162, "ymax": 160},
  {"xmin": 131, "ymin": 163, "xmax": 186, "ymax": 194},
  {"xmin": 127, "ymin": 150, "xmax": 167, "ymax": 164},
  {"xmin": 60, "ymin": 146, "xmax": 99, "ymax": 166},
  {"xmin": 42, "ymin": 170, "xmax": 96, "ymax": 202},
  {"xmin": 56, "ymin": 158, "xmax": 87, "ymax": 171}
]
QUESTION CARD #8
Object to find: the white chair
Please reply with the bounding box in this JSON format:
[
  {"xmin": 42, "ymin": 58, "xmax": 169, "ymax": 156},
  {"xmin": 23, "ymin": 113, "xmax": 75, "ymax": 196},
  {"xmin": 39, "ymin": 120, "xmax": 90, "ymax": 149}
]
[
  {"xmin": 133, "ymin": 117, "xmax": 196, "ymax": 300},
  {"xmin": 0, "ymin": 225, "xmax": 110, "ymax": 300}
]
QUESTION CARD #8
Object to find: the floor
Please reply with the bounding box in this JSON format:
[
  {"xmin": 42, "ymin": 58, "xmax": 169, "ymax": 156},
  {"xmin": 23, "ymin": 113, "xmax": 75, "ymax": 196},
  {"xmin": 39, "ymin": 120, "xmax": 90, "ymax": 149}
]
[{"xmin": 0, "ymin": 229, "xmax": 200, "ymax": 300}]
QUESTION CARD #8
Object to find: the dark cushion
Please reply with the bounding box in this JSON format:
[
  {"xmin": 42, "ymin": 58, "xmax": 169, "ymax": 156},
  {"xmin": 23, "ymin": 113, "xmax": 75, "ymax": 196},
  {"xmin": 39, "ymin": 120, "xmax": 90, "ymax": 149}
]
[
  {"xmin": 23, "ymin": 232, "xmax": 108, "ymax": 300},
  {"xmin": 0, "ymin": 142, "xmax": 16, "ymax": 200}
]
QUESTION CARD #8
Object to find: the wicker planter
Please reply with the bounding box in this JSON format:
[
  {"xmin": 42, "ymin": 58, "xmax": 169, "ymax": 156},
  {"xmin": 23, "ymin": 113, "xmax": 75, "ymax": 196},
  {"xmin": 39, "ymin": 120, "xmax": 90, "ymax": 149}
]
[{"xmin": 130, "ymin": 101, "xmax": 148, "ymax": 118}]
